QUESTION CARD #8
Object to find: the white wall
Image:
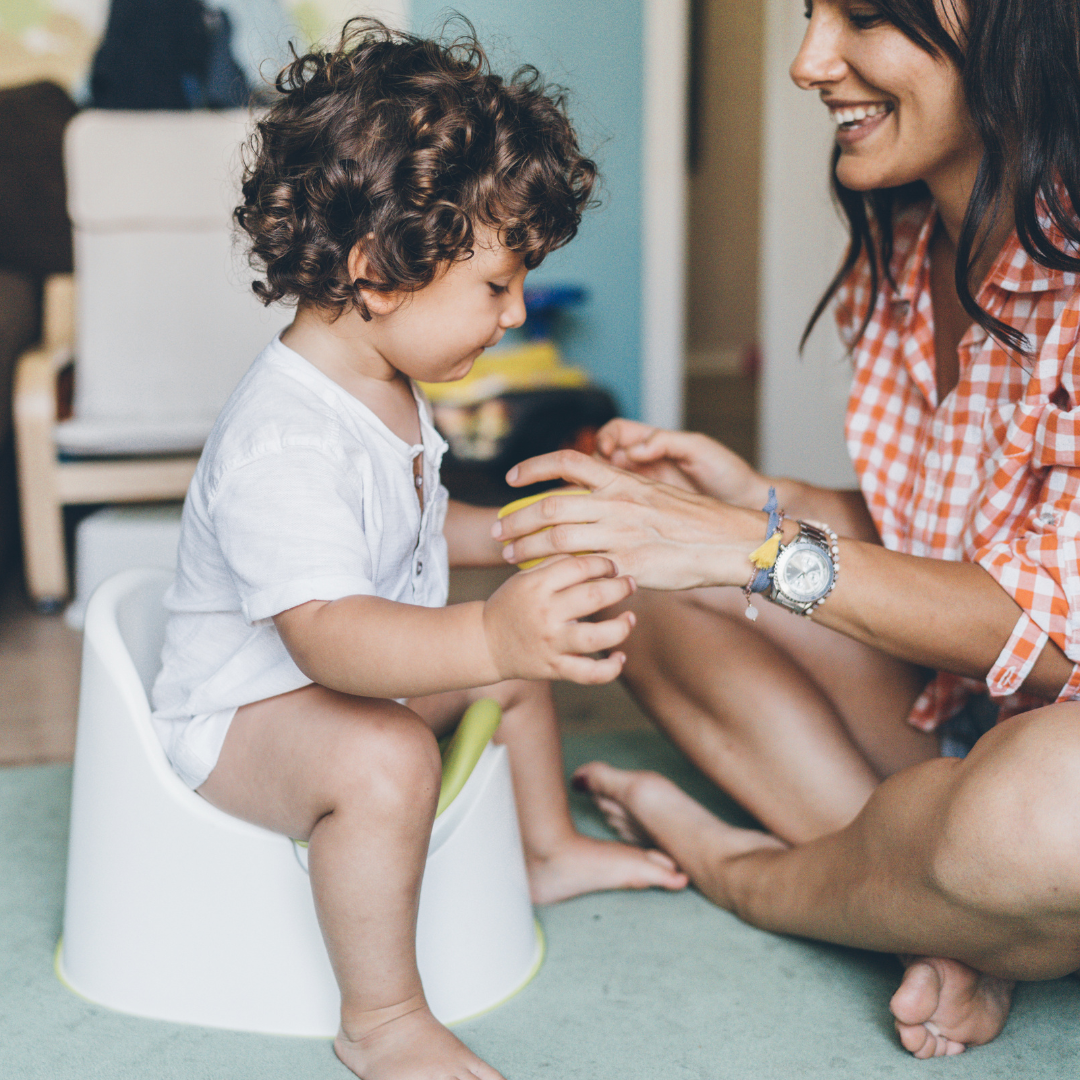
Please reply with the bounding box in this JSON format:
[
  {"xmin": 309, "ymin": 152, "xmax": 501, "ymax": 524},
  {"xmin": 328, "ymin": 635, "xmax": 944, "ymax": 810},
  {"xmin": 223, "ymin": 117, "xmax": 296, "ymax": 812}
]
[
  {"xmin": 310, "ymin": 0, "xmax": 409, "ymax": 32},
  {"xmin": 758, "ymin": 0, "xmax": 856, "ymax": 488},
  {"xmin": 641, "ymin": 0, "xmax": 688, "ymax": 430}
]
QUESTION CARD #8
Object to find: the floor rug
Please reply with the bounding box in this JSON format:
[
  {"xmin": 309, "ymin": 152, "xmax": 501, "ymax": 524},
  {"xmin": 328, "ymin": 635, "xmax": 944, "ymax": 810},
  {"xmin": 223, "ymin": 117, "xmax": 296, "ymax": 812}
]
[{"xmin": 2, "ymin": 732, "xmax": 1078, "ymax": 1079}]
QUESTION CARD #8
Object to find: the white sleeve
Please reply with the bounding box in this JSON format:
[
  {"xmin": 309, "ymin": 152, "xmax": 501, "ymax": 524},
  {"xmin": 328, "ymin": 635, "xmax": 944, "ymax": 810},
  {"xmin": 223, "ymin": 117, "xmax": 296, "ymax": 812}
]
[{"xmin": 210, "ymin": 446, "xmax": 376, "ymax": 624}]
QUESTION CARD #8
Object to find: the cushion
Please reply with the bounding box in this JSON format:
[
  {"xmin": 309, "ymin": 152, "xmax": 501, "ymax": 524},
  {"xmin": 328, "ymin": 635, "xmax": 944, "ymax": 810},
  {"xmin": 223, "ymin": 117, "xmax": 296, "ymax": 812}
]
[
  {"xmin": 66, "ymin": 109, "xmax": 255, "ymax": 227},
  {"xmin": 54, "ymin": 416, "xmax": 215, "ymax": 458}
]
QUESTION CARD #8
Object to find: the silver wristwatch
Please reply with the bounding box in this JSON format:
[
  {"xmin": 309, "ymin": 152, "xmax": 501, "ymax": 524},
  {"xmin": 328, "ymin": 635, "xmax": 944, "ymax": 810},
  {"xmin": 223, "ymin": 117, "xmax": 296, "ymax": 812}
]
[{"xmin": 767, "ymin": 521, "xmax": 838, "ymax": 616}]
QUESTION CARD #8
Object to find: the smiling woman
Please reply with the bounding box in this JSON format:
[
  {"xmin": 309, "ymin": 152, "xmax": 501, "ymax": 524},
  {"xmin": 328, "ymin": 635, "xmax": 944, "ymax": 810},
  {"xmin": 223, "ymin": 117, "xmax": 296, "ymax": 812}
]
[
  {"xmin": 493, "ymin": 0, "xmax": 1080, "ymax": 1062},
  {"xmin": 801, "ymin": 0, "xmax": 1080, "ymax": 355}
]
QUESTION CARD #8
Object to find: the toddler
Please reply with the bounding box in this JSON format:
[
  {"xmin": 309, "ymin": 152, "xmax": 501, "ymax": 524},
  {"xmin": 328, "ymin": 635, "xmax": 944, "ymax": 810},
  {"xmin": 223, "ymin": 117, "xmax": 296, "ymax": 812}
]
[{"xmin": 150, "ymin": 20, "xmax": 685, "ymax": 1080}]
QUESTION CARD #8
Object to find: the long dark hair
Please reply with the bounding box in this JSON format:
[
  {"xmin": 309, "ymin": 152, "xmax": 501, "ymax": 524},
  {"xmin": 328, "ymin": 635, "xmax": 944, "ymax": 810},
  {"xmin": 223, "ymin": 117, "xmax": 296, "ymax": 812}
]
[{"xmin": 803, "ymin": 0, "xmax": 1080, "ymax": 354}]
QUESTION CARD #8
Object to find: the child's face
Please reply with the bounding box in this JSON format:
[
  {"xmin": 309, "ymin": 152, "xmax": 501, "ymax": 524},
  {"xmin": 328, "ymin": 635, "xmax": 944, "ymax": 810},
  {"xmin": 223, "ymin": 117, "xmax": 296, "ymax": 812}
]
[{"xmin": 373, "ymin": 231, "xmax": 528, "ymax": 383}]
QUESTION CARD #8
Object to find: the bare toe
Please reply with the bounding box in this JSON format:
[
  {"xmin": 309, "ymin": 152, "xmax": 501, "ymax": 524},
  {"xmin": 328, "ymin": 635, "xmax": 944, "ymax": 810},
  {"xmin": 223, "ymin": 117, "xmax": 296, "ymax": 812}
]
[
  {"xmin": 571, "ymin": 760, "xmax": 639, "ymax": 798},
  {"xmin": 890, "ymin": 957, "xmax": 1013, "ymax": 1058},
  {"xmin": 645, "ymin": 848, "xmax": 680, "ymax": 872},
  {"xmin": 591, "ymin": 792, "xmax": 651, "ymax": 846}
]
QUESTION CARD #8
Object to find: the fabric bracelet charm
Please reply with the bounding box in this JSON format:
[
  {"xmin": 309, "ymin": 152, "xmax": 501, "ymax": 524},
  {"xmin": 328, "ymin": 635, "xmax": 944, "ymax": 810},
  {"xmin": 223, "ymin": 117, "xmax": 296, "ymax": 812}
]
[{"xmin": 743, "ymin": 486, "xmax": 783, "ymax": 621}]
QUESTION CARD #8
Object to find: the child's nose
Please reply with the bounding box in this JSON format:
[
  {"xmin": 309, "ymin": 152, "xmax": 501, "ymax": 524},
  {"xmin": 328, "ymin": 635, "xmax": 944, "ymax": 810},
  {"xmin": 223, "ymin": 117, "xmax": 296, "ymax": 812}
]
[{"xmin": 501, "ymin": 288, "xmax": 527, "ymax": 330}]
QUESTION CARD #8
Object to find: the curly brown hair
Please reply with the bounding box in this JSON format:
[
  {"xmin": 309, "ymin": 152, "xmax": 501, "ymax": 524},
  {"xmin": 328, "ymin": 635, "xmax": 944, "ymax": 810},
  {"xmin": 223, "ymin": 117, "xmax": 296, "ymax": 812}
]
[{"xmin": 235, "ymin": 17, "xmax": 598, "ymax": 319}]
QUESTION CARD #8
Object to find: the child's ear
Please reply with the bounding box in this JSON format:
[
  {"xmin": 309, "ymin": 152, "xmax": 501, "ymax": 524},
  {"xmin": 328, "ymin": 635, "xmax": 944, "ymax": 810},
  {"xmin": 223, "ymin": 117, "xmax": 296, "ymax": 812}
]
[{"xmin": 347, "ymin": 240, "xmax": 401, "ymax": 316}]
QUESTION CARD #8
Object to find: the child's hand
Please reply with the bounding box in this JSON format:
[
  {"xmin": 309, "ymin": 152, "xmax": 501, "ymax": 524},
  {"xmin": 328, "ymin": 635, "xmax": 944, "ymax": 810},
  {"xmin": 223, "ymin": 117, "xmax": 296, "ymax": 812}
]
[{"xmin": 482, "ymin": 555, "xmax": 636, "ymax": 684}]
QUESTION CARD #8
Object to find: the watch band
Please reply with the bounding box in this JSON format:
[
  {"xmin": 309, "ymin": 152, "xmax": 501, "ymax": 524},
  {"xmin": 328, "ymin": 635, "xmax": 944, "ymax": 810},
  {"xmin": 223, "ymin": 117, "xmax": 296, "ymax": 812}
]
[{"xmin": 766, "ymin": 520, "xmax": 839, "ymax": 616}]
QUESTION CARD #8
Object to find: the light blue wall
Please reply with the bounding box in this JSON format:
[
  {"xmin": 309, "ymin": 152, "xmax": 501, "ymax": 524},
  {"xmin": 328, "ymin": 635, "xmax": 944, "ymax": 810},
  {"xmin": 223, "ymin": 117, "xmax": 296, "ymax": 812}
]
[{"xmin": 410, "ymin": 1, "xmax": 644, "ymax": 417}]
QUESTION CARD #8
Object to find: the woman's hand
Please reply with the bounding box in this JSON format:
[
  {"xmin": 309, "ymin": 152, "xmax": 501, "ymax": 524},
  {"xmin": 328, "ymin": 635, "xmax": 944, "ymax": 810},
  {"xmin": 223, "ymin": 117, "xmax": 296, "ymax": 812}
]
[
  {"xmin": 493, "ymin": 450, "xmax": 770, "ymax": 592},
  {"xmin": 482, "ymin": 555, "xmax": 637, "ymax": 684},
  {"xmin": 596, "ymin": 419, "xmax": 769, "ymax": 508}
]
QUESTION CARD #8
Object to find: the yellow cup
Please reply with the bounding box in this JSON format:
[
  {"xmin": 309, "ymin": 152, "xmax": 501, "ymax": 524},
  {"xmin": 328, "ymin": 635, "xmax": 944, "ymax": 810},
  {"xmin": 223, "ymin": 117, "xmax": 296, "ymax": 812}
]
[{"xmin": 497, "ymin": 488, "xmax": 590, "ymax": 569}]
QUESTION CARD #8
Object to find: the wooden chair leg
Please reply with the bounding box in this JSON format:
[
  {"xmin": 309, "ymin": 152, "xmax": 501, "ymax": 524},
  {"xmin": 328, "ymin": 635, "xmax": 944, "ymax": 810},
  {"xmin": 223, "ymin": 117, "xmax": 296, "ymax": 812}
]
[
  {"xmin": 14, "ymin": 346, "xmax": 69, "ymax": 608},
  {"xmin": 18, "ymin": 482, "xmax": 67, "ymax": 610}
]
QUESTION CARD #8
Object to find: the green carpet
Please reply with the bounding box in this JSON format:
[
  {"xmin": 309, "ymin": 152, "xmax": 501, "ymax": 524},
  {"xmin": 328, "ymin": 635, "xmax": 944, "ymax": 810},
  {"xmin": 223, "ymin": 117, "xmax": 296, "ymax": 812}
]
[{"xmin": 3, "ymin": 732, "xmax": 1078, "ymax": 1079}]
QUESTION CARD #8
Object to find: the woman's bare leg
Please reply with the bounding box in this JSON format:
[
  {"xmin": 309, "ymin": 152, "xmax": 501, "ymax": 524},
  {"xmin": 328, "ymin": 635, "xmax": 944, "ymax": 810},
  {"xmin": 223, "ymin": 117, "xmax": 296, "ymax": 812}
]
[
  {"xmin": 574, "ymin": 703, "xmax": 1080, "ymax": 1056},
  {"xmin": 618, "ymin": 587, "xmax": 1011, "ymax": 1055},
  {"xmin": 619, "ymin": 588, "xmax": 937, "ymax": 843},
  {"xmin": 409, "ymin": 679, "xmax": 688, "ymax": 903},
  {"xmin": 198, "ymin": 684, "xmax": 504, "ymax": 1080}
]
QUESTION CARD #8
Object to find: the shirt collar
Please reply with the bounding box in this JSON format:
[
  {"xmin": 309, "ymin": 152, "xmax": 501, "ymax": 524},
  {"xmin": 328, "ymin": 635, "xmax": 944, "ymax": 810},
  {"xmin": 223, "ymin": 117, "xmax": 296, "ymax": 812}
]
[
  {"xmin": 266, "ymin": 333, "xmax": 449, "ymax": 461},
  {"xmin": 891, "ymin": 204, "xmax": 936, "ymax": 309},
  {"xmin": 986, "ymin": 220, "xmax": 1078, "ymax": 295},
  {"xmin": 892, "ymin": 200, "xmax": 1078, "ymax": 304}
]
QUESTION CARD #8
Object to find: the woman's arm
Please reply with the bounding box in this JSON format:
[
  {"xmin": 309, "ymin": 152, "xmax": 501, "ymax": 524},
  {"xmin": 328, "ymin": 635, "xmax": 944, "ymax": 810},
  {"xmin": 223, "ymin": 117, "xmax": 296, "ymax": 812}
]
[
  {"xmin": 771, "ymin": 480, "xmax": 880, "ymax": 545},
  {"xmin": 494, "ymin": 450, "xmax": 1072, "ymax": 700},
  {"xmin": 444, "ymin": 499, "xmax": 505, "ymax": 566},
  {"xmin": 818, "ymin": 541, "xmax": 1071, "ymax": 700}
]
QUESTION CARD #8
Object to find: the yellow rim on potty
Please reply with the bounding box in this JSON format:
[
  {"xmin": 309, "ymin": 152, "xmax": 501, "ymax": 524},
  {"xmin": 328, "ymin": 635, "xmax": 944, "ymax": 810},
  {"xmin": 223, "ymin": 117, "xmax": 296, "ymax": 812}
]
[{"xmin": 497, "ymin": 488, "xmax": 590, "ymax": 569}]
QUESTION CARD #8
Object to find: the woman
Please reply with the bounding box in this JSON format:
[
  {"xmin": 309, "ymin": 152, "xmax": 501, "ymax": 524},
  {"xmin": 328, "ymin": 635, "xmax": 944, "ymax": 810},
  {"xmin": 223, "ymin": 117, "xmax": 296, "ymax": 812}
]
[{"xmin": 494, "ymin": 0, "xmax": 1080, "ymax": 1059}]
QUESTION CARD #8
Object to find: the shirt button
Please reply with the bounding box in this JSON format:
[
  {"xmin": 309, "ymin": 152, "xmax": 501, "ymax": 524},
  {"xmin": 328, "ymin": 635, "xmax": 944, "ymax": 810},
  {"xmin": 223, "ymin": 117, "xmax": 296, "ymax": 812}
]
[
  {"xmin": 416, "ymin": 560, "xmax": 423, "ymax": 575},
  {"xmin": 415, "ymin": 473, "xmax": 423, "ymax": 488}
]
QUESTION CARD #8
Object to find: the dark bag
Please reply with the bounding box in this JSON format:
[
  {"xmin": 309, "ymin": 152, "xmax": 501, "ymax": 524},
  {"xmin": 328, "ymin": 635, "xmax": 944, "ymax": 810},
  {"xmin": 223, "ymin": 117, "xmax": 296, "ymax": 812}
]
[{"xmin": 90, "ymin": 0, "xmax": 248, "ymax": 110}]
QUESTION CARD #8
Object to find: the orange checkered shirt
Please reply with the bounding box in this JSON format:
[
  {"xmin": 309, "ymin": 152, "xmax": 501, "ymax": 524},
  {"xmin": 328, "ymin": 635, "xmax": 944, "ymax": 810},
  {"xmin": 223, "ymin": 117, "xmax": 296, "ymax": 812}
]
[{"xmin": 837, "ymin": 201, "xmax": 1080, "ymax": 732}]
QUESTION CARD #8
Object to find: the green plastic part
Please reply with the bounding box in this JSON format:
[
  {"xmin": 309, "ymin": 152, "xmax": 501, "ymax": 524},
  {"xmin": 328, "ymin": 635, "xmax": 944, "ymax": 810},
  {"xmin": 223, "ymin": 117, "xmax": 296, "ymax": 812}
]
[{"xmin": 436, "ymin": 698, "xmax": 502, "ymax": 817}]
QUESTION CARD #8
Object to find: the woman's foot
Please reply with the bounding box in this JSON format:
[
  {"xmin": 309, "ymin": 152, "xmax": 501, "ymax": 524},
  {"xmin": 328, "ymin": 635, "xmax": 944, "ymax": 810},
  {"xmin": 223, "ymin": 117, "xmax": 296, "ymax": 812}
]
[
  {"xmin": 528, "ymin": 831, "xmax": 688, "ymax": 904},
  {"xmin": 335, "ymin": 1001, "xmax": 505, "ymax": 1080},
  {"xmin": 890, "ymin": 957, "xmax": 1014, "ymax": 1058},
  {"xmin": 570, "ymin": 761, "xmax": 785, "ymax": 905}
]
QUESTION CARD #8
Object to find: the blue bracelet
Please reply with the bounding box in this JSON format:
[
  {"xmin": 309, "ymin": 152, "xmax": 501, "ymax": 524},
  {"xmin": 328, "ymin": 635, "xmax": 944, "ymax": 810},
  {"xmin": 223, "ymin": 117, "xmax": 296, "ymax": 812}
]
[{"xmin": 747, "ymin": 487, "xmax": 778, "ymax": 595}]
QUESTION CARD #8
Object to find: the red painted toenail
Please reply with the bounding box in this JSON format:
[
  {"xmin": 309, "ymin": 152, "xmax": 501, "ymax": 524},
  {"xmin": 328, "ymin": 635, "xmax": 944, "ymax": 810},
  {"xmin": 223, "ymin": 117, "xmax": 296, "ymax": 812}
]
[{"xmin": 571, "ymin": 774, "xmax": 590, "ymax": 793}]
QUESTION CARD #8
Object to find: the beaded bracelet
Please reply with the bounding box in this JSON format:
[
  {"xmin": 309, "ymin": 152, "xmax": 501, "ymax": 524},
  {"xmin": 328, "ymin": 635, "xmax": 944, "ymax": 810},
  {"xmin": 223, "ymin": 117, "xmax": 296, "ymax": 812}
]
[{"xmin": 796, "ymin": 519, "xmax": 841, "ymax": 617}]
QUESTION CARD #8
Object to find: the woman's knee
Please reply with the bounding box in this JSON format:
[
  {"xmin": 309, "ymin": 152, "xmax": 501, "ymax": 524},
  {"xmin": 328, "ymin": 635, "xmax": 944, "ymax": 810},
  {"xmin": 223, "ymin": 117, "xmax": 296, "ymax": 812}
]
[
  {"xmin": 618, "ymin": 587, "xmax": 741, "ymax": 676},
  {"xmin": 931, "ymin": 704, "xmax": 1080, "ymax": 915}
]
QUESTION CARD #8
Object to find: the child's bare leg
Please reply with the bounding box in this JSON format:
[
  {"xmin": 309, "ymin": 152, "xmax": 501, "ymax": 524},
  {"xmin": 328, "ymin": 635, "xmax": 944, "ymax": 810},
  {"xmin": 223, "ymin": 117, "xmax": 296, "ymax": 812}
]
[
  {"xmin": 494, "ymin": 678, "xmax": 689, "ymax": 902},
  {"xmin": 409, "ymin": 680, "xmax": 688, "ymax": 903},
  {"xmin": 198, "ymin": 684, "xmax": 504, "ymax": 1080}
]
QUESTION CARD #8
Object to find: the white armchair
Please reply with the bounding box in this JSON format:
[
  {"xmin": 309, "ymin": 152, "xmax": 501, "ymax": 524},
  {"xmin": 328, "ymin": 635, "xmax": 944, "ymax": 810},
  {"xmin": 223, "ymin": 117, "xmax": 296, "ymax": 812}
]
[{"xmin": 14, "ymin": 110, "xmax": 286, "ymax": 609}]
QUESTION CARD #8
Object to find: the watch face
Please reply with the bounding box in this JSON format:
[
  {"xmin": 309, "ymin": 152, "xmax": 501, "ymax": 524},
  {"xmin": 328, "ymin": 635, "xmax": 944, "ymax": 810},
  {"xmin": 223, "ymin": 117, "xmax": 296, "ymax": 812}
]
[{"xmin": 777, "ymin": 544, "xmax": 832, "ymax": 602}]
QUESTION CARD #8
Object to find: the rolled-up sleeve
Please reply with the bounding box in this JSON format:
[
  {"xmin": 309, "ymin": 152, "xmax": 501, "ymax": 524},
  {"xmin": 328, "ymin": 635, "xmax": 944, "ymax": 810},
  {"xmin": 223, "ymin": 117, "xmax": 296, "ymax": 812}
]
[
  {"xmin": 976, "ymin": 327, "xmax": 1080, "ymax": 699},
  {"xmin": 210, "ymin": 446, "xmax": 376, "ymax": 624},
  {"xmin": 978, "ymin": 524, "xmax": 1080, "ymax": 700}
]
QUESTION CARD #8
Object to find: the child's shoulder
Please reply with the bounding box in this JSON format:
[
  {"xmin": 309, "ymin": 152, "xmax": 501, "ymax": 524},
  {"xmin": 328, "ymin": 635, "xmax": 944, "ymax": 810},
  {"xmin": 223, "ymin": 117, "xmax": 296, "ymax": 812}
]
[{"xmin": 198, "ymin": 338, "xmax": 362, "ymax": 489}]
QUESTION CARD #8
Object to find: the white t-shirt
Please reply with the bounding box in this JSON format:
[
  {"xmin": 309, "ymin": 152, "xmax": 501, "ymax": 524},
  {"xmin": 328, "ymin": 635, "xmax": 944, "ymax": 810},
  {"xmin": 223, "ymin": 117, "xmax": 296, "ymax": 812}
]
[{"xmin": 151, "ymin": 334, "xmax": 450, "ymax": 788}]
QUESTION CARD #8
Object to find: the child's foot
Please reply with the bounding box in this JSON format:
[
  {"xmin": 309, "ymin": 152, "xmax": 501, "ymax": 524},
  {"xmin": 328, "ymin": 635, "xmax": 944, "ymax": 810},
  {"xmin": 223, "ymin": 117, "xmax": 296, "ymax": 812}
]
[
  {"xmin": 890, "ymin": 956, "xmax": 1014, "ymax": 1058},
  {"xmin": 527, "ymin": 830, "xmax": 688, "ymax": 904},
  {"xmin": 534, "ymin": 765, "xmax": 692, "ymax": 905},
  {"xmin": 335, "ymin": 1002, "xmax": 505, "ymax": 1080}
]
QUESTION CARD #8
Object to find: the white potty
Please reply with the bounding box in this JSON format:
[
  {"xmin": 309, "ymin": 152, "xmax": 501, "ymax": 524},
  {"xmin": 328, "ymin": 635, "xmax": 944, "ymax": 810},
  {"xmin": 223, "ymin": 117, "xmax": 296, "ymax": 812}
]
[
  {"xmin": 59, "ymin": 568, "xmax": 543, "ymax": 1035},
  {"xmin": 64, "ymin": 505, "xmax": 183, "ymax": 630}
]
